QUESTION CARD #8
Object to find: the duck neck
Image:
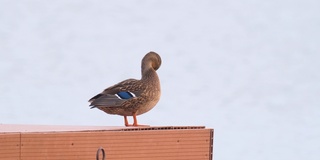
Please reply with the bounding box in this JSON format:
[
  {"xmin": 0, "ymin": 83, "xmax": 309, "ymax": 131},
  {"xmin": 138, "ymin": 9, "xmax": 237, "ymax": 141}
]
[{"xmin": 141, "ymin": 67, "xmax": 158, "ymax": 81}]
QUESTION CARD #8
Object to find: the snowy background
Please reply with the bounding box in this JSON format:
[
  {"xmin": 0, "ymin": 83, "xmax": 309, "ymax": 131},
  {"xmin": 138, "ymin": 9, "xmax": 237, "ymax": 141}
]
[{"xmin": 1, "ymin": 0, "xmax": 319, "ymax": 159}]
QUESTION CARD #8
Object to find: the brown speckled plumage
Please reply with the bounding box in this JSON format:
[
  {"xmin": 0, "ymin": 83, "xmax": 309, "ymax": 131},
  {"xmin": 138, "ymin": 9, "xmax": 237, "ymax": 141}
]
[{"xmin": 89, "ymin": 52, "xmax": 161, "ymax": 126}]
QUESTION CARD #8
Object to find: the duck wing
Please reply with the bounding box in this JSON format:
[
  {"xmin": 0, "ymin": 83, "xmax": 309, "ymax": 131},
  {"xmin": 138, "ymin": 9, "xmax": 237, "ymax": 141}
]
[{"xmin": 89, "ymin": 79, "xmax": 144, "ymax": 108}]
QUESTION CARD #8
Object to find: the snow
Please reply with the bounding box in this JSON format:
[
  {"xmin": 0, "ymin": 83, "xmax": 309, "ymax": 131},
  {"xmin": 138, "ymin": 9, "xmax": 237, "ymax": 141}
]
[{"xmin": 1, "ymin": 0, "xmax": 320, "ymax": 159}]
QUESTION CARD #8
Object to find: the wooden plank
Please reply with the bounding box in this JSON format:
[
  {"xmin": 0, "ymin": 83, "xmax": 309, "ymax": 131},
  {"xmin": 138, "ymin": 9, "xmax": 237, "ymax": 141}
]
[
  {"xmin": 0, "ymin": 124, "xmax": 126, "ymax": 133},
  {"xmin": 20, "ymin": 129, "xmax": 212, "ymax": 160},
  {"xmin": 0, "ymin": 124, "xmax": 205, "ymax": 133},
  {"xmin": 0, "ymin": 125, "xmax": 213, "ymax": 160},
  {"xmin": 0, "ymin": 133, "xmax": 20, "ymax": 160},
  {"xmin": 210, "ymin": 129, "xmax": 214, "ymax": 160}
]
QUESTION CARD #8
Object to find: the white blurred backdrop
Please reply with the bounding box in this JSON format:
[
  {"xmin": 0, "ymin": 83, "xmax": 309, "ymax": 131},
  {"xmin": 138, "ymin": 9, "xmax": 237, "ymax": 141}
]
[{"xmin": 1, "ymin": 1, "xmax": 319, "ymax": 160}]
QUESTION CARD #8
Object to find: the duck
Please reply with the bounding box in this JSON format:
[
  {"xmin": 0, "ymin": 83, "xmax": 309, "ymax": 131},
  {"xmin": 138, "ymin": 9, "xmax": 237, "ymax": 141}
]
[{"xmin": 89, "ymin": 51, "xmax": 161, "ymax": 127}]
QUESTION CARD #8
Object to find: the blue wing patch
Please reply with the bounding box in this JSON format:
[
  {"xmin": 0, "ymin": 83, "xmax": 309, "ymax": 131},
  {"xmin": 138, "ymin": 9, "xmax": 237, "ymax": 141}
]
[{"xmin": 116, "ymin": 91, "xmax": 135, "ymax": 99}]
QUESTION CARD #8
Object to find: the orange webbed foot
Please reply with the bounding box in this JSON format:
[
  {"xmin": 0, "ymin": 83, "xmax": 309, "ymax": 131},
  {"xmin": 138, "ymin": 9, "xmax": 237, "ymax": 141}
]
[{"xmin": 123, "ymin": 114, "xmax": 150, "ymax": 127}]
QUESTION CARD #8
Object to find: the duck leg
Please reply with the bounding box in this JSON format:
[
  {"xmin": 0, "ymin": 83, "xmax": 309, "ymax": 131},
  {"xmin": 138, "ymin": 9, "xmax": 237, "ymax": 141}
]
[
  {"xmin": 133, "ymin": 113, "xmax": 139, "ymax": 126},
  {"xmin": 132, "ymin": 113, "xmax": 150, "ymax": 127},
  {"xmin": 124, "ymin": 115, "xmax": 136, "ymax": 127},
  {"xmin": 124, "ymin": 113, "xmax": 149, "ymax": 127},
  {"xmin": 124, "ymin": 116, "xmax": 130, "ymax": 127}
]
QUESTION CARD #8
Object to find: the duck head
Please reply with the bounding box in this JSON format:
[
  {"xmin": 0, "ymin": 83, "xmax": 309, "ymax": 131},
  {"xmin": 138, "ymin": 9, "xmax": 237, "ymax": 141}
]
[{"xmin": 141, "ymin": 51, "xmax": 162, "ymax": 75}]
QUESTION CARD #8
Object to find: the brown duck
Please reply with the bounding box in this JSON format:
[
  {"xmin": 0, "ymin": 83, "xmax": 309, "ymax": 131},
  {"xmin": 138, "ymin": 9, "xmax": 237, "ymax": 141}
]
[{"xmin": 89, "ymin": 52, "xmax": 161, "ymax": 126}]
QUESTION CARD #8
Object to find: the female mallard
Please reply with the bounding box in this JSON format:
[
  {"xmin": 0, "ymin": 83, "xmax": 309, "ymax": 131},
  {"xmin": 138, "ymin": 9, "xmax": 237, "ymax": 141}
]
[{"xmin": 89, "ymin": 52, "xmax": 161, "ymax": 126}]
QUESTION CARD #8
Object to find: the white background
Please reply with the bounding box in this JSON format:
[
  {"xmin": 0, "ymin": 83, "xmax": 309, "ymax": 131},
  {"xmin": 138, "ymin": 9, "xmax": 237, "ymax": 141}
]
[{"xmin": 1, "ymin": 1, "xmax": 319, "ymax": 160}]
